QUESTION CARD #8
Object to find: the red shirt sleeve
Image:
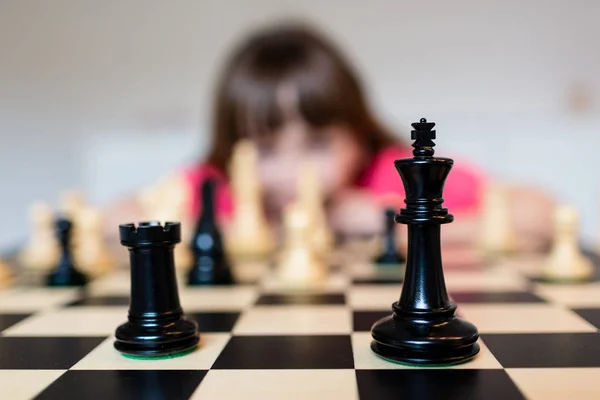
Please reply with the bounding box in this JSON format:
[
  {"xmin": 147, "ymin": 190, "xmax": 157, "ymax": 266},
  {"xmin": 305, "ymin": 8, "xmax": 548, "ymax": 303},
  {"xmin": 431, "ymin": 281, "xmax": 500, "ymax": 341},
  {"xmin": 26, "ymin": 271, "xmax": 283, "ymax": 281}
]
[{"xmin": 357, "ymin": 146, "xmax": 486, "ymax": 213}]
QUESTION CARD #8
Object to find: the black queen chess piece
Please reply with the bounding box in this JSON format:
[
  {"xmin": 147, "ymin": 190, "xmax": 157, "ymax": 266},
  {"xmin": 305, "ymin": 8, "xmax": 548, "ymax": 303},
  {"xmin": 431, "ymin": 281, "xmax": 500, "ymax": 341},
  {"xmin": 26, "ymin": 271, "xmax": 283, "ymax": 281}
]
[
  {"xmin": 370, "ymin": 118, "xmax": 480, "ymax": 365},
  {"xmin": 188, "ymin": 178, "xmax": 234, "ymax": 285},
  {"xmin": 46, "ymin": 217, "xmax": 88, "ymax": 287},
  {"xmin": 115, "ymin": 221, "xmax": 199, "ymax": 357}
]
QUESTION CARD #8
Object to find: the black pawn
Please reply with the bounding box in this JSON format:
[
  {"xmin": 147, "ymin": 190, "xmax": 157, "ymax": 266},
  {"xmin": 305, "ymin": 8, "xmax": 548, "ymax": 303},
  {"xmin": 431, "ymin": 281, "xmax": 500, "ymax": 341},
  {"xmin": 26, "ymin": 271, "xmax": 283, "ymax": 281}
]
[
  {"xmin": 374, "ymin": 208, "xmax": 405, "ymax": 266},
  {"xmin": 46, "ymin": 217, "xmax": 88, "ymax": 287},
  {"xmin": 115, "ymin": 221, "xmax": 199, "ymax": 357},
  {"xmin": 370, "ymin": 118, "xmax": 480, "ymax": 365},
  {"xmin": 188, "ymin": 178, "xmax": 234, "ymax": 285}
]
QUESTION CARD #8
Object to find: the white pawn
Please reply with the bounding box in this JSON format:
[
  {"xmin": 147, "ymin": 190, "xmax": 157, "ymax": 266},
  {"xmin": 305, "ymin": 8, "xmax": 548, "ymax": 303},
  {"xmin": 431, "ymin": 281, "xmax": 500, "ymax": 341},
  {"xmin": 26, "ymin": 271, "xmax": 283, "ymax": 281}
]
[
  {"xmin": 298, "ymin": 160, "xmax": 334, "ymax": 258},
  {"xmin": 276, "ymin": 202, "xmax": 326, "ymax": 285},
  {"xmin": 225, "ymin": 139, "xmax": 275, "ymax": 260},
  {"xmin": 479, "ymin": 183, "xmax": 515, "ymax": 258},
  {"xmin": 74, "ymin": 207, "xmax": 114, "ymax": 277},
  {"xmin": 542, "ymin": 205, "xmax": 593, "ymax": 282},
  {"xmin": 19, "ymin": 202, "xmax": 60, "ymax": 271}
]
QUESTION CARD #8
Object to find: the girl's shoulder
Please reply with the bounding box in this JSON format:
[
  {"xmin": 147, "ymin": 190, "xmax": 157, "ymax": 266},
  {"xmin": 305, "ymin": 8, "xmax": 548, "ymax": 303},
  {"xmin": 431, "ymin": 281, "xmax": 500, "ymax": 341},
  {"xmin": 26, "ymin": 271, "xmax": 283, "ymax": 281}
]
[
  {"xmin": 183, "ymin": 162, "xmax": 228, "ymax": 184},
  {"xmin": 182, "ymin": 162, "xmax": 233, "ymax": 218}
]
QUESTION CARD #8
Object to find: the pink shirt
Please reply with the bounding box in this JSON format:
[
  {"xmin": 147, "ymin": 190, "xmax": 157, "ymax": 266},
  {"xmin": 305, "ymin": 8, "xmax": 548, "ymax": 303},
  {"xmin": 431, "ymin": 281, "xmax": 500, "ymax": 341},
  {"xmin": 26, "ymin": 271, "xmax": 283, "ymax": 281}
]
[{"xmin": 184, "ymin": 146, "xmax": 484, "ymax": 220}]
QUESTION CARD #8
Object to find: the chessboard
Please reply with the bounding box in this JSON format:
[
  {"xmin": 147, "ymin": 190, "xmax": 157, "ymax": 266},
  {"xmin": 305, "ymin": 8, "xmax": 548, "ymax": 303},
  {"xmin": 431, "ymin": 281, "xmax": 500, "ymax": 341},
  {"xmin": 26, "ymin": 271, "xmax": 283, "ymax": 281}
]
[{"xmin": 0, "ymin": 249, "xmax": 599, "ymax": 400}]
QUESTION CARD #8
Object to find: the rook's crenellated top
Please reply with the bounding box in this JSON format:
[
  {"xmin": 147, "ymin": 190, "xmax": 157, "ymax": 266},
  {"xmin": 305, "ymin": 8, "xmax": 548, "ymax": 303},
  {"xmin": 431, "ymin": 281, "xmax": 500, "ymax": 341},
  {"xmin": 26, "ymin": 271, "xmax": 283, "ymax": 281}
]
[{"xmin": 119, "ymin": 221, "xmax": 181, "ymax": 246}]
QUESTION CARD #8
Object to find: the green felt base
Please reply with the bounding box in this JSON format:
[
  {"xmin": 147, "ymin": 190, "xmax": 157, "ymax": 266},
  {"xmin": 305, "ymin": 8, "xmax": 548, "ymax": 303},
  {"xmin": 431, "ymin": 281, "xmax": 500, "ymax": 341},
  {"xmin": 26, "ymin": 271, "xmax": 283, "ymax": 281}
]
[
  {"xmin": 373, "ymin": 351, "xmax": 478, "ymax": 368},
  {"xmin": 120, "ymin": 346, "xmax": 197, "ymax": 361}
]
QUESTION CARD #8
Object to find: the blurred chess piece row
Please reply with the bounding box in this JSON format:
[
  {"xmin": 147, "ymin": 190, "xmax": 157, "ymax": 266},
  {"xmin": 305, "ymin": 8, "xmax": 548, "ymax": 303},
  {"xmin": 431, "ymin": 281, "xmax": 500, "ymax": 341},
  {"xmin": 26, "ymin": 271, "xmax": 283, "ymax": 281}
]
[
  {"xmin": 478, "ymin": 182, "xmax": 594, "ymax": 283},
  {"xmin": 19, "ymin": 191, "xmax": 113, "ymax": 279}
]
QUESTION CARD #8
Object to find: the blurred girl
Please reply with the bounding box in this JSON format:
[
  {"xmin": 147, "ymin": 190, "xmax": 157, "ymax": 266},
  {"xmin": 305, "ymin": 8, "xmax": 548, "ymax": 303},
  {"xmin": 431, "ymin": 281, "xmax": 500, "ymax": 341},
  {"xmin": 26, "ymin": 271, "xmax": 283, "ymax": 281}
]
[{"xmin": 128, "ymin": 23, "xmax": 554, "ymax": 250}]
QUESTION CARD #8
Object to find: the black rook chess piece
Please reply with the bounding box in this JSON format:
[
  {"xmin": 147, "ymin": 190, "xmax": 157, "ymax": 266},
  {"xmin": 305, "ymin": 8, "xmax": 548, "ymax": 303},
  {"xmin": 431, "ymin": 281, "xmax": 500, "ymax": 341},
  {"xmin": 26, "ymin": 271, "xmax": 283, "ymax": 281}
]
[
  {"xmin": 370, "ymin": 118, "xmax": 480, "ymax": 365},
  {"xmin": 115, "ymin": 221, "xmax": 199, "ymax": 357},
  {"xmin": 46, "ymin": 217, "xmax": 88, "ymax": 287},
  {"xmin": 187, "ymin": 178, "xmax": 234, "ymax": 285},
  {"xmin": 374, "ymin": 208, "xmax": 405, "ymax": 266}
]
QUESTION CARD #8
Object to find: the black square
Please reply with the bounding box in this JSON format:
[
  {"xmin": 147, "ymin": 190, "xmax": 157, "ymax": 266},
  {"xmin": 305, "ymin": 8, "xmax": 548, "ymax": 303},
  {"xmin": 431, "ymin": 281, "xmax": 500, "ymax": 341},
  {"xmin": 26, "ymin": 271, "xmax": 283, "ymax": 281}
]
[
  {"xmin": 212, "ymin": 335, "xmax": 354, "ymax": 369},
  {"xmin": 353, "ymin": 311, "xmax": 390, "ymax": 331},
  {"xmin": 0, "ymin": 337, "xmax": 105, "ymax": 369},
  {"xmin": 482, "ymin": 333, "xmax": 600, "ymax": 368},
  {"xmin": 255, "ymin": 293, "xmax": 346, "ymax": 305},
  {"xmin": 449, "ymin": 291, "xmax": 545, "ymax": 303},
  {"xmin": 68, "ymin": 296, "xmax": 130, "ymax": 307},
  {"xmin": 355, "ymin": 370, "xmax": 525, "ymax": 400},
  {"xmin": 35, "ymin": 370, "xmax": 207, "ymax": 400},
  {"xmin": 0, "ymin": 313, "xmax": 31, "ymax": 331},
  {"xmin": 188, "ymin": 312, "xmax": 240, "ymax": 332},
  {"xmin": 573, "ymin": 308, "xmax": 600, "ymax": 329}
]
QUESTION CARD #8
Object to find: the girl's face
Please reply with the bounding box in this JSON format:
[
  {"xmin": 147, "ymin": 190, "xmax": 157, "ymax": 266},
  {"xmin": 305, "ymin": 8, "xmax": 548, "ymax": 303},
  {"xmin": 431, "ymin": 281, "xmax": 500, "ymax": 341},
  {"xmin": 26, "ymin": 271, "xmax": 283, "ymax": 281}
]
[{"xmin": 256, "ymin": 119, "xmax": 364, "ymax": 212}]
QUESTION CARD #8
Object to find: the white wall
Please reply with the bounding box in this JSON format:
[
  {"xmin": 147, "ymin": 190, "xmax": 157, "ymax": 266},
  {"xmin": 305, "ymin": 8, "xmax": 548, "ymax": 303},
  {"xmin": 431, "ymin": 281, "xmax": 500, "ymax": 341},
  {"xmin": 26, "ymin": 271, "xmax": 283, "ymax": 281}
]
[{"xmin": 1, "ymin": 0, "xmax": 599, "ymax": 248}]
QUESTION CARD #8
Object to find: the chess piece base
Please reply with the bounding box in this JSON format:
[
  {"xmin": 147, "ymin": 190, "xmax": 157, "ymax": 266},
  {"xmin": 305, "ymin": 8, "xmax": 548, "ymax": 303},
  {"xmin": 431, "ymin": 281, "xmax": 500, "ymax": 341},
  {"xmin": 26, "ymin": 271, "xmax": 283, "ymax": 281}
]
[
  {"xmin": 375, "ymin": 254, "xmax": 406, "ymax": 266},
  {"xmin": 114, "ymin": 316, "xmax": 199, "ymax": 357},
  {"xmin": 276, "ymin": 249, "xmax": 327, "ymax": 285},
  {"xmin": 46, "ymin": 268, "xmax": 88, "ymax": 287},
  {"xmin": 370, "ymin": 311, "xmax": 480, "ymax": 365},
  {"xmin": 187, "ymin": 261, "xmax": 234, "ymax": 286},
  {"xmin": 540, "ymin": 257, "xmax": 593, "ymax": 283}
]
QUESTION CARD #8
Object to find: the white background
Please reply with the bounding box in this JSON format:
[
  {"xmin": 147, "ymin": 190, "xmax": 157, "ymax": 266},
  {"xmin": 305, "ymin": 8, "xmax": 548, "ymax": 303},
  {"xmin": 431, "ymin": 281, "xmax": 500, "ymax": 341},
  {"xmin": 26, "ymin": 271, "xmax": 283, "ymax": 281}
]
[{"xmin": 1, "ymin": 0, "xmax": 599, "ymax": 248}]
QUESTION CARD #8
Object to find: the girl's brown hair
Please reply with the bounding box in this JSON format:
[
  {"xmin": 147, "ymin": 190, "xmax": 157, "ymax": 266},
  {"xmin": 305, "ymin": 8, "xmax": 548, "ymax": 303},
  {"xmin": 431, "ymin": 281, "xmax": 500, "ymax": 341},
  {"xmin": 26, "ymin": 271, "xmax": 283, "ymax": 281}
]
[{"xmin": 206, "ymin": 23, "xmax": 397, "ymax": 174}]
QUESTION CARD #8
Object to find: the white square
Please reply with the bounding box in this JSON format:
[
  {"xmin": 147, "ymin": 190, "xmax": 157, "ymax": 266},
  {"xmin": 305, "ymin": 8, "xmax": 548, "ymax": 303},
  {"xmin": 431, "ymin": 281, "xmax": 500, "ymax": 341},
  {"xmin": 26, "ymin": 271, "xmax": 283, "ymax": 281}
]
[
  {"xmin": 260, "ymin": 273, "xmax": 350, "ymax": 293},
  {"xmin": 180, "ymin": 286, "xmax": 259, "ymax": 311},
  {"xmin": 506, "ymin": 368, "xmax": 600, "ymax": 400},
  {"xmin": 346, "ymin": 286, "xmax": 400, "ymax": 310},
  {"xmin": 3, "ymin": 307, "xmax": 126, "ymax": 336},
  {"xmin": 458, "ymin": 303, "xmax": 597, "ymax": 333},
  {"xmin": 233, "ymin": 306, "xmax": 351, "ymax": 335},
  {"xmin": 0, "ymin": 370, "xmax": 66, "ymax": 400},
  {"xmin": 191, "ymin": 369, "xmax": 358, "ymax": 400},
  {"xmin": 351, "ymin": 332, "xmax": 502, "ymax": 369},
  {"xmin": 72, "ymin": 334, "xmax": 231, "ymax": 370},
  {"xmin": 444, "ymin": 268, "xmax": 528, "ymax": 292},
  {"xmin": 534, "ymin": 282, "xmax": 600, "ymax": 307},
  {"xmin": 0, "ymin": 288, "xmax": 79, "ymax": 312},
  {"xmin": 87, "ymin": 270, "xmax": 130, "ymax": 296}
]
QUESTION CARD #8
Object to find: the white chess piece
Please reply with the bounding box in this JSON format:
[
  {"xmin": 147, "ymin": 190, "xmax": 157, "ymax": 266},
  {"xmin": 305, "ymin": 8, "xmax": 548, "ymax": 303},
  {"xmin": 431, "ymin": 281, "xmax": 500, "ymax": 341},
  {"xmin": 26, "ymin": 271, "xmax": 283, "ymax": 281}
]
[
  {"xmin": 60, "ymin": 190, "xmax": 86, "ymax": 217},
  {"xmin": 298, "ymin": 160, "xmax": 334, "ymax": 258},
  {"xmin": 74, "ymin": 207, "xmax": 114, "ymax": 277},
  {"xmin": 542, "ymin": 205, "xmax": 593, "ymax": 282},
  {"xmin": 225, "ymin": 139, "xmax": 275, "ymax": 260},
  {"xmin": 138, "ymin": 175, "xmax": 193, "ymax": 270},
  {"xmin": 276, "ymin": 202, "xmax": 326, "ymax": 285},
  {"xmin": 19, "ymin": 202, "xmax": 60, "ymax": 270},
  {"xmin": 479, "ymin": 183, "xmax": 515, "ymax": 258}
]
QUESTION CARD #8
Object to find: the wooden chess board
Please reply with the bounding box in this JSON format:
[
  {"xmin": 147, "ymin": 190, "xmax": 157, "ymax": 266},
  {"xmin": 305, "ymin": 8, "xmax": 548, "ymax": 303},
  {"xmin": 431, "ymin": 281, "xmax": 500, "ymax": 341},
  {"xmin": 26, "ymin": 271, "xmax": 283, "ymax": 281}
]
[{"xmin": 0, "ymin": 253, "xmax": 599, "ymax": 400}]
